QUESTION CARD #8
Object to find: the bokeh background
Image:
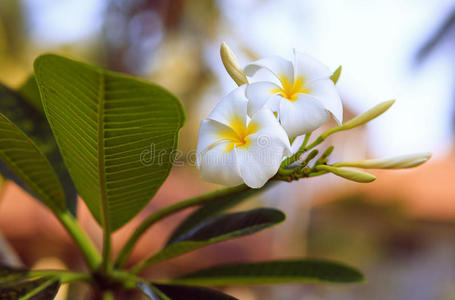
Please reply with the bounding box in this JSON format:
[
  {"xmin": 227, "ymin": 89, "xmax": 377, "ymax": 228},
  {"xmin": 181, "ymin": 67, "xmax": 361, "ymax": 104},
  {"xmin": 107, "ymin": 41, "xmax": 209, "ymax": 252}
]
[{"xmin": 1, "ymin": 0, "xmax": 455, "ymax": 299}]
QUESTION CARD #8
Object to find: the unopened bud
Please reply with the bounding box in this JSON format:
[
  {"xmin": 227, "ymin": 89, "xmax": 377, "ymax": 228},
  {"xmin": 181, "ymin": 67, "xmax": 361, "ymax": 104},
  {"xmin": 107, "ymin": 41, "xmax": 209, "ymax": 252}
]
[
  {"xmin": 315, "ymin": 165, "xmax": 376, "ymax": 183},
  {"xmin": 304, "ymin": 149, "xmax": 319, "ymax": 164},
  {"xmin": 321, "ymin": 146, "xmax": 334, "ymax": 159},
  {"xmin": 321, "ymin": 100, "xmax": 395, "ymax": 138},
  {"xmin": 220, "ymin": 42, "xmax": 248, "ymax": 86},
  {"xmin": 334, "ymin": 152, "xmax": 431, "ymax": 169}
]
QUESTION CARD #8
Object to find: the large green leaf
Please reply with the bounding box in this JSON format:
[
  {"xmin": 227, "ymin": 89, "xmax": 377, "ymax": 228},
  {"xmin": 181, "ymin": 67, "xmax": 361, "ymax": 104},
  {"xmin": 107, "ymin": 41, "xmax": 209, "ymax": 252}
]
[
  {"xmin": 0, "ymin": 277, "xmax": 60, "ymax": 300},
  {"xmin": 0, "ymin": 114, "xmax": 66, "ymax": 213},
  {"xmin": 168, "ymin": 259, "xmax": 364, "ymax": 286},
  {"xmin": 0, "ymin": 79, "xmax": 77, "ymax": 215},
  {"xmin": 166, "ymin": 182, "xmax": 275, "ymax": 245},
  {"xmin": 138, "ymin": 282, "xmax": 237, "ymax": 300},
  {"xmin": 34, "ymin": 54, "xmax": 185, "ymax": 231},
  {"xmin": 139, "ymin": 208, "xmax": 285, "ymax": 266}
]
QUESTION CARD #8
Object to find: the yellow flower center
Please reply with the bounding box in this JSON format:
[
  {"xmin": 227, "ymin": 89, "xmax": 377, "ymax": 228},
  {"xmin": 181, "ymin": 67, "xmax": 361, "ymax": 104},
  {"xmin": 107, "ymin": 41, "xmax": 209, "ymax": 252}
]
[
  {"xmin": 218, "ymin": 116, "xmax": 258, "ymax": 152},
  {"xmin": 271, "ymin": 75, "xmax": 310, "ymax": 101}
]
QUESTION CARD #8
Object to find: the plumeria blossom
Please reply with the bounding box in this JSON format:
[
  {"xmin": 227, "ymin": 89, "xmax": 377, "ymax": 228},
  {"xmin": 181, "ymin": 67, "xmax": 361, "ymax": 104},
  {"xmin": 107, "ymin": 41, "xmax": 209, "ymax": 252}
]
[
  {"xmin": 244, "ymin": 50, "xmax": 343, "ymax": 138},
  {"xmin": 197, "ymin": 85, "xmax": 291, "ymax": 188}
]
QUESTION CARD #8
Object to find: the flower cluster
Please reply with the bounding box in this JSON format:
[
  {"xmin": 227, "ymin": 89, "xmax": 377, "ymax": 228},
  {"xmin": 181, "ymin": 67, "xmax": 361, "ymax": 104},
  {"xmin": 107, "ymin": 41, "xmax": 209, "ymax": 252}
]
[{"xmin": 196, "ymin": 43, "xmax": 430, "ymax": 188}]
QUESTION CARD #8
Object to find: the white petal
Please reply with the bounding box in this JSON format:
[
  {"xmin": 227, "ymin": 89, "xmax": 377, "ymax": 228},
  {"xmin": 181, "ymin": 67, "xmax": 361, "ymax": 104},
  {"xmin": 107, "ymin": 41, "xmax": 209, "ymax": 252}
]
[
  {"xmin": 198, "ymin": 142, "xmax": 243, "ymax": 187},
  {"xmin": 293, "ymin": 50, "xmax": 332, "ymax": 83},
  {"xmin": 235, "ymin": 146, "xmax": 278, "ymax": 188},
  {"xmin": 235, "ymin": 108, "xmax": 292, "ymax": 188},
  {"xmin": 307, "ymin": 79, "xmax": 343, "ymax": 125},
  {"xmin": 250, "ymin": 108, "xmax": 291, "ymax": 156},
  {"xmin": 235, "ymin": 140, "xmax": 283, "ymax": 188},
  {"xmin": 207, "ymin": 85, "xmax": 248, "ymax": 128},
  {"xmin": 246, "ymin": 81, "xmax": 281, "ymax": 116},
  {"xmin": 279, "ymin": 95, "xmax": 329, "ymax": 137},
  {"xmin": 244, "ymin": 56, "xmax": 294, "ymax": 84},
  {"xmin": 196, "ymin": 119, "xmax": 236, "ymax": 165},
  {"xmin": 264, "ymin": 94, "xmax": 283, "ymax": 116}
]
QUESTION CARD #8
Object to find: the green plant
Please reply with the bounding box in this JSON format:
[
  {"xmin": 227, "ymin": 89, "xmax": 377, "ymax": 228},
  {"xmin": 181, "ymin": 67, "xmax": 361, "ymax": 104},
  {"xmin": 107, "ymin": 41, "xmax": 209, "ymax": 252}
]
[{"xmin": 0, "ymin": 49, "xmax": 429, "ymax": 299}]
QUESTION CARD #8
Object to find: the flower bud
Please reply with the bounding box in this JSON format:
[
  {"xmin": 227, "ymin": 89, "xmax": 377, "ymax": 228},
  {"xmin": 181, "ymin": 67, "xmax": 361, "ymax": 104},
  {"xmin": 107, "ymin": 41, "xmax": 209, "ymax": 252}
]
[
  {"xmin": 321, "ymin": 100, "xmax": 395, "ymax": 138},
  {"xmin": 321, "ymin": 146, "xmax": 334, "ymax": 159},
  {"xmin": 220, "ymin": 42, "xmax": 248, "ymax": 86},
  {"xmin": 334, "ymin": 152, "xmax": 431, "ymax": 169},
  {"xmin": 304, "ymin": 149, "xmax": 319, "ymax": 164},
  {"xmin": 315, "ymin": 165, "xmax": 376, "ymax": 183}
]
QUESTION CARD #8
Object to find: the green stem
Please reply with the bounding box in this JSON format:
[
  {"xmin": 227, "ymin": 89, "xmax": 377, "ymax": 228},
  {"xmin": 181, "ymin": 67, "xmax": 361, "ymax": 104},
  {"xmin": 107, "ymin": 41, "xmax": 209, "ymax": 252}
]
[
  {"xmin": 57, "ymin": 211, "xmax": 101, "ymax": 271},
  {"xmin": 280, "ymin": 147, "xmax": 304, "ymax": 168},
  {"xmin": 130, "ymin": 257, "xmax": 156, "ymax": 275},
  {"xmin": 301, "ymin": 133, "xmax": 311, "ymax": 149},
  {"xmin": 28, "ymin": 270, "xmax": 91, "ymax": 284},
  {"xmin": 101, "ymin": 230, "xmax": 112, "ymax": 274},
  {"xmin": 20, "ymin": 278, "xmax": 56, "ymax": 300},
  {"xmin": 304, "ymin": 124, "xmax": 348, "ymax": 151},
  {"xmin": 304, "ymin": 136, "xmax": 324, "ymax": 151},
  {"xmin": 280, "ymin": 133, "xmax": 312, "ymax": 168},
  {"xmin": 111, "ymin": 270, "xmax": 145, "ymax": 289},
  {"xmin": 111, "ymin": 271, "xmax": 169, "ymax": 299},
  {"xmin": 277, "ymin": 168, "xmax": 295, "ymax": 176},
  {"xmin": 114, "ymin": 184, "xmax": 250, "ymax": 268}
]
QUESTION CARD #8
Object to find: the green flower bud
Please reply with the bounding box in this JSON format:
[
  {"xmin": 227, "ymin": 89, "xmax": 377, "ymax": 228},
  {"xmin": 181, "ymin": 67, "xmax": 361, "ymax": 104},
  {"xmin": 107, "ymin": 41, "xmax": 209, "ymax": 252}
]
[
  {"xmin": 315, "ymin": 165, "xmax": 376, "ymax": 183},
  {"xmin": 303, "ymin": 149, "xmax": 319, "ymax": 164}
]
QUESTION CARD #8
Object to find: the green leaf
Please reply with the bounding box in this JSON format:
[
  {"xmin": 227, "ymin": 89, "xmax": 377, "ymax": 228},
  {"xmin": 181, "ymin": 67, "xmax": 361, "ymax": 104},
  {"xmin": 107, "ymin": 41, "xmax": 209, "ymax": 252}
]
[
  {"xmin": 140, "ymin": 208, "xmax": 285, "ymax": 266},
  {"xmin": 0, "ymin": 79, "xmax": 77, "ymax": 215},
  {"xmin": 330, "ymin": 66, "xmax": 342, "ymax": 84},
  {"xmin": 169, "ymin": 259, "xmax": 364, "ymax": 286},
  {"xmin": 34, "ymin": 54, "xmax": 185, "ymax": 231},
  {"xmin": 138, "ymin": 282, "xmax": 238, "ymax": 300},
  {"xmin": 166, "ymin": 182, "xmax": 275, "ymax": 245},
  {"xmin": 0, "ymin": 278, "xmax": 60, "ymax": 300},
  {"xmin": 0, "ymin": 114, "xmax": 66, "ymax": 213}
]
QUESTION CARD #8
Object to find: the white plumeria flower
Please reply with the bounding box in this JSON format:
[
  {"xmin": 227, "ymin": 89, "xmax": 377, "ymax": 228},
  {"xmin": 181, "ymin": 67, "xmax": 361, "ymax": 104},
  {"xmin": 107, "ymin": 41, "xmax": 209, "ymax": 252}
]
[
  {"xmin": 244, "ymin": 50, "xmax": 343, "ymax": 138},
  {"xmin": 197, "ymin": 85, "xmax": 291, "ymax": 188}
]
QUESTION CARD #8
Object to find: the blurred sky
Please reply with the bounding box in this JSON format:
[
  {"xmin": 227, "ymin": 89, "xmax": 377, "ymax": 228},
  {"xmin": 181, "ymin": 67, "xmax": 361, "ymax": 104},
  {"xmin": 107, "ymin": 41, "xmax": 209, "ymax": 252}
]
[
  {"xmin": 22, "ymin": 0, "xmax": 106, "ymax": 44},
  {"xmin": 22, "ymin": 0, "xmax": 455, "ymax": 157}
]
